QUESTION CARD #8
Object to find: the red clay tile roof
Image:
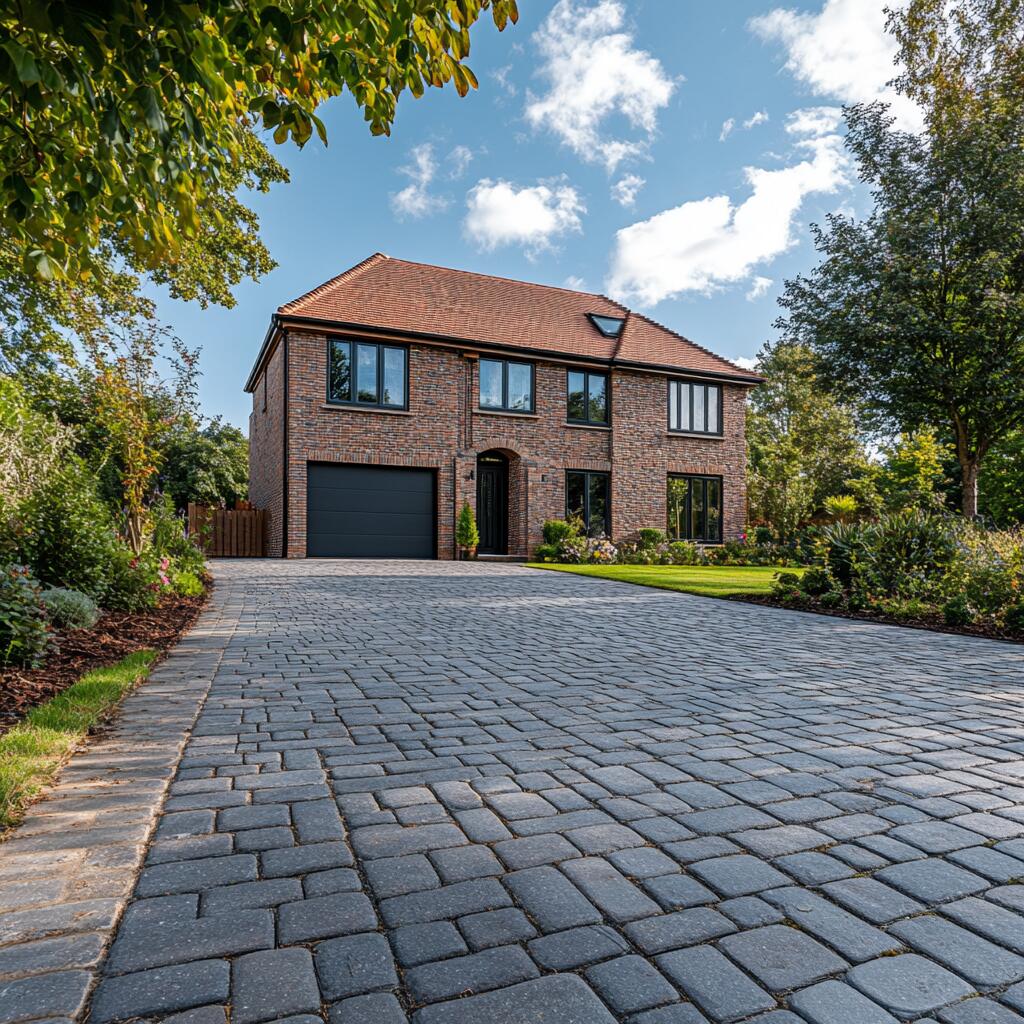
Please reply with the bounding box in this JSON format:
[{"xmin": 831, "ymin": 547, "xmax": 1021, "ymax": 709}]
[{"xmin": 248, "ymin": 254, "xmax": 760, "ymax": 390}]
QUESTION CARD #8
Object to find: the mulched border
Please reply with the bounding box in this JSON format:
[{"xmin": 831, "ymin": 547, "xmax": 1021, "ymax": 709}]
[
  {"xmin": 0, "ymin": 584, "xmax": 210, "ymax": 734},
  {"xmin": 726, "ymin": 592, "xmax": 1024, "ymax": 645}
]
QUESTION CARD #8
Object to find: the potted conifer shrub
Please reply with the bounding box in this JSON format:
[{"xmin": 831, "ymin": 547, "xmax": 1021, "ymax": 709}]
[{"xmin": 456, "ymin": 500, "xmax": 480, "ymax": 560}]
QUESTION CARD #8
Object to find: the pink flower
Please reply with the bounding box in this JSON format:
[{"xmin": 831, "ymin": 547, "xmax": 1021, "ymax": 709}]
[{"xmin": 160, "ymin": 558, "xmax": 170, "ymax": 570}]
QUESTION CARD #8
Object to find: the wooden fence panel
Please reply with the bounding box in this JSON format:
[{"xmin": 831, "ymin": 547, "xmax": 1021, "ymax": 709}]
[{"xmin": 187, "ymin": 503, "xmax": 266, "ymax": 557}]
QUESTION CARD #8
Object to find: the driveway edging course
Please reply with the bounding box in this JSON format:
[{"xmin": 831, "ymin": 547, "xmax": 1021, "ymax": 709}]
[{"xmin": 0, "ymin": 583, "xmax": 235, "ymax": 1023}]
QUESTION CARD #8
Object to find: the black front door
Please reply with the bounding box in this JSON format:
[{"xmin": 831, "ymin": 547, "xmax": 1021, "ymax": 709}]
[{"xmin": 477, "ymin": 455, "xmax": 508, "ymax": 554}]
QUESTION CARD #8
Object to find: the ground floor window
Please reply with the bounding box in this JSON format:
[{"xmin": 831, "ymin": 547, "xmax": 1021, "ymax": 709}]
[
  {"xmin": 567, "ymin": 470, "xmax": 610, "ymax": 537},
  {"xmin": 667, "ymin": 475, "xmax": 722, "ymax": 542}
]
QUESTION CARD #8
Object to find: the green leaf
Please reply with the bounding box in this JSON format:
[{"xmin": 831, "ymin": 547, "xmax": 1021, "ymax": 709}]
[{"xmin": 2, "ymin": 41, "xmax": 40, "ymax": 84}]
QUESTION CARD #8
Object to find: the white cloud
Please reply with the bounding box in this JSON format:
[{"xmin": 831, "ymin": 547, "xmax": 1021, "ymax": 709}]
[
  {"xmin": 448, "ymin": 145, "xmax": 474, "ymax": 180},
  {"xmin": 749, "ymin": 0, "xmax": 922, "ymax": 132},
  {"xmin": 744, "ymin": 110, "xmax": 769, "ymax": 129},
  {"xmin": 734, "ymin": 355, "xmax": 759, "ymax": 370},
  {"xmin": 606, "ymin": 125, "xmax": 848, "ymax": 305},
  {"xmin": 785, "ymin": 105, "xmax": 844, "ymax": 137},
  {"xmin": 492, "ymin": 65, "xmax": 517, "ymax": 97},
  {"xmin": 391, "ymin": 144, "xmax": 448, "ymax": 219},
  {"xmin": 611, "ymin": 173, "xmax": 646, "ymax": 208},
  {"xmin": 719, "ymin": 118, "xmax": 735, "ymax": 142},
  {"xmin": 464, "ymin": 178, "xmax": 585, "ymax": 255},
  {"xmin": 746, "ymin": 276, "xmax": 773, "ymax": 301},
  {"xmin": 563, "ymin": 275, "xmax": 589, "ymax": 291},
  {"xmin": 526, "ymin": 0, "xmax": 677, "ymax": 171}
]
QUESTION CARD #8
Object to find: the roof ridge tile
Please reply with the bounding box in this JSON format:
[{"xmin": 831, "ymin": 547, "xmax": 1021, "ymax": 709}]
[{"xmin": 279, "ymin": 252, "xmax": 389, "ymax": 314}]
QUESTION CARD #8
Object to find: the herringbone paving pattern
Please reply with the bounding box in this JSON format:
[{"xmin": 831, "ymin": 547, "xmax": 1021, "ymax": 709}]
[{"xmin": 55, "ymin": 562, "xmax": 1024, "ymax": 1021}]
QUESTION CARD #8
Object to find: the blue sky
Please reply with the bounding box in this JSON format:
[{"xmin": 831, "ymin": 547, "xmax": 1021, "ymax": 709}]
[{"xmin": 145, "ymin": 0, "xmax": 917, "ymax": 429}]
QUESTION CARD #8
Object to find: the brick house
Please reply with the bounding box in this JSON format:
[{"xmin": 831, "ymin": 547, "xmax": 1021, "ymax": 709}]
[{"xmin": 245, "ymin": 254, "xmax": 760, "ymax": 559}]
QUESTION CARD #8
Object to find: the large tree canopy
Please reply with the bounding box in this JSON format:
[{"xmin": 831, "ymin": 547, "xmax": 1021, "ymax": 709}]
[
  {"xmin": 746, "ymin": 340, "xmax": 875, "ymax": 539},
  {"xmin": 776, "ymin": 0, "xmax": 1024, "ymax": 517},
  {"xmin": 1, "ymin": 0, "xmax": 518, "ymax": 281}
]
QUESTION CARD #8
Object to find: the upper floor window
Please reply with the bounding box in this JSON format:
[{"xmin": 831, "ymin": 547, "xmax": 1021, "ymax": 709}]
[
  {"xmin": 328, "ymin": 339, "xmax": 407, "ymax": 409},
  {"xmin": 479, "ymin": 358, "xmax": 534, "ymax": 413},
  {"xmin": 668, "ymin": 380, "xmax": 721, "ymax": 435},
  {"xmin": 567, "ymin": 370, "xmax": 608, "ymax": 425}
]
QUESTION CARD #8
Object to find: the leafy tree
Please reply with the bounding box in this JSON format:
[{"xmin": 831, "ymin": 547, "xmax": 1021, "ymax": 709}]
[
  {"xmin": 1, "ymin": 0, "xmax": 518, "ymax": 282},
  {"xmin": 746, "ymin": 341, "xmax": 876, "ymax": 539},
  {"xmin": 876, "ymin": 429, "xmax": 951, "ymax": 511},
  {"xmin": 456, "ymin": 500, "xmax": 480, "ymax": 553},
  {"xmin": 777, "ymin": 0, "xmax": 1024, "ymax": 517},
  {"xmin": 978, "ymin": 429, "xmax": 1024, "ymax": 526},
  {"xmin": 160, "ymin": 418, "xmax": 249, "ymax": 510},
  {"xmin": 79, "ymin": 300, "xmax": 198, "ymax": 552}
]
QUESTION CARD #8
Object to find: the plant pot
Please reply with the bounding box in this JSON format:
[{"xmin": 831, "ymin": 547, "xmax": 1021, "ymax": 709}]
[{"xmin": 458, "ymin": 547, "xmax": 478, "ymax": 560}]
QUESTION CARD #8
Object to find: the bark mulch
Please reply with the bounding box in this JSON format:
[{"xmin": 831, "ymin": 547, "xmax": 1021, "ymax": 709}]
[
  {"xmin": 730, "ymin": 592, "xmax": 1024, "ymax": 645},
  {"xmin": 0, "ymin": 586, "xmax": 209, "ymax": 735}
]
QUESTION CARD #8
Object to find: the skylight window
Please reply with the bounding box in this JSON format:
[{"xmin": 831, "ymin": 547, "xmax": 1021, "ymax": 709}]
[{"xmin": 588, "ymin": 314, "xmax": 625, "ymax": 338}]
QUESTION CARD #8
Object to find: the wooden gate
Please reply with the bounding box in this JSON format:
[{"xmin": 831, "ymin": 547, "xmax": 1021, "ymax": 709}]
[{"xmin": 188, "ymin": 503, "xmax": 267, "ymax": 557}]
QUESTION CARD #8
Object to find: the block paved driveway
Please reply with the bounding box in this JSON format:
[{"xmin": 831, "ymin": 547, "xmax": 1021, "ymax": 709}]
[{"xmin": 90, "ymin": 559, "xmax": 1024, "ymax": 1024}]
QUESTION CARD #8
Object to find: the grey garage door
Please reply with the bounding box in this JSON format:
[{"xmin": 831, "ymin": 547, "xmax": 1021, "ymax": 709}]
[{"xmin": 306, "ymin": 463, "xmax": 436, "ymax": 558}]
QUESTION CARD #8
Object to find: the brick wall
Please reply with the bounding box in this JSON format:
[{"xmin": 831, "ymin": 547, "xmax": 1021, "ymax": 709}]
[
  {"xmin": 249, "ymin": 328, "xmax": 750, "ymax": 558},
  {"xmin": 611, "ymin": 370, "xmax": 748, "ymax": 542},
  {"xmin": 248, "ymin": 339, "xmax": 286, "ymax": 557}
]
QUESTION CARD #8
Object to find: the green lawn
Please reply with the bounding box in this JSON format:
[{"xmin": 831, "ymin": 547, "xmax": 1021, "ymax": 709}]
[
  {"xmin": 526, "ymin": 562, "xmax": 802, "ymax": 598},
  {"xmin": 0, "ymin": 650, "xmax": 156, "ymax": 829}
]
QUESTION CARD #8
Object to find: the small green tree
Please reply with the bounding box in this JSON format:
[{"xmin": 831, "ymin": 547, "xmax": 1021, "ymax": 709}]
[
  {"xmin": 456, "ymin": 501, "xmax": 480, "ymax": 554},
  {"xmin": 877, "ymin": 429, "xmax": 950, "ymax": 512}
]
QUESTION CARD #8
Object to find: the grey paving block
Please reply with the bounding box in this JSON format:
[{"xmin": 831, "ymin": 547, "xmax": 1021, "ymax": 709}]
[
  {"xmin": 201, "ymin": 878, "xmax": 302, "ymax": 915},
  {"xmin": 940, "ymin": 896, "xmax": 1024, "ymax": 954},
  {"xmin": 774, "ymin": 852, "xmax": 854, "ymax": 885},
  {"xmin": 328, "ymin": 993, "xmax": 407, "ymax": 1024},
  {"xmin": 625, "ymin": 907, "xmax": 736, "ymax": 955},
  {"xmin": 875, "ymin": 860, "xmax": 988, "ymax": 904},
  {"xmin": 0, "ymin": 933, "xmax": 105, "ymax": 980},
  {"xmin": 135, "ymin": 854, "xmax": 257, "ymax": 897},
  {"xmin": 351, "ymin": 823, "xmax": 468, "ymax": 859},
  {"xmin": 889, "ymin": 915, "xmax": 1024, "ymax": 988},
  {"xmin": 404, "ymin": 944, "xmax": 539, "ymax": 1003},
  {"xmin": 493, "ymin": 834, "xmax": 581, "ymax": 869},
  {"xmin": 938, "ymin": 998, "xmax": 1024, "ymax": 1023},
  {"xmin": 718, "ymin": 925, "xmax": 848, "ymax": 993},
  {"xmin": 261, "ymin": 841, "xmax": 354, "ymax": 877},
  {"xmin": 105, "ymin": 910, "xmax": 274, "ymax": 974},
  {"xmin": 718, "ymin": 896, "xmax": 785, "ymax": 929},
  {"xmin": 527, "ymin": 924, "xmax": 632, "ymax": 970},
  {"xmin": 565, "ymin": 823, "xmax": 647, "ymax": 854},
  {"xmin": 429, "ymin": 844, "xmax": 503, "ymax": 883},
  {"xmin": 0, "ymin": 970, "xmax": 91, "ymax": 1024},
  {"xmin": 410, "ymin": 974, "xmax": 616, "ymax": 1023},
  {"xmin": 364, "ymin": 855, "xmax": 440, "ymax": 898},
  {"xmin": 315, "ymin": 932, "xmax": 398, "ymax": 1001},
  {"xmin": 786, "ymin": 980, "xmax": 897, "ymax": 1024},
  {"xmin": 560, "ymin": 857, "xmax": 662, "ymax": 922},
  {"xmin": 231, "ymin": 949, "xmax": 320, "ymax": 1024},
  {"xmin": 459, "ymin": 908, "xmax": 537, "ymax": 950},
  {"xmin": 502, "ymin": 866, "xmax": 601, "ymax": 932},
  {"xmin": 381, "ymin": 878, "xmax": 512, "ymax": 927},
  {"xmin": 847, "ymin": 954, "xmax": 975, "ymax": 1021},
  {"xmin": 688, "ymin": 855, "xmax": 789, "ymax": 898},
  {"xmin": 92, "ymin": 961, "xmax": 229, "ymax": 1023},
  {"xmin": 643, "ymin": 874, "xmax": 717, "ymax": 911},
  {"xmin": 763, "ymin": 886, "xmax": 904, "ymax": 962},
  {"xmin": 657, "ymin": 945, "xmax": 776, "ymax": 1023},
  {"xmin": 392, "ymin": 921, "xmax": 468, "ymax": 967},
  {"xmin": 278, "ymin": 892, "xmax": 377, "ymax": 943},
  {"xmin": 628, "ymin": 1006, "xmax": 711, "ymax": 1024},
  {"xmin": 585, "ymin": 955, "xmax": 679, "ymax": 1015},
  {"xmin": 820, "ymin": 877, "xmax": 924, "ymax": 924}
]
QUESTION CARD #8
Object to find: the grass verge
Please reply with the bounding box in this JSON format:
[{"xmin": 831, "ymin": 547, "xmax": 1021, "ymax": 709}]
[
  {"xmin": 525, "ymin": 562, "xmax": 803, "ymax": 598},
  {"xmin": 0, "ymin": 650, "xmax": 157, "ymax": 830}
]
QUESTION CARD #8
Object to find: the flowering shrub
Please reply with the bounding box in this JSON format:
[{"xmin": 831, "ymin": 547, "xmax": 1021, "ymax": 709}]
[{"xmin": 773, "ymin": 511, "xmax": 1024, "ymax": 632}]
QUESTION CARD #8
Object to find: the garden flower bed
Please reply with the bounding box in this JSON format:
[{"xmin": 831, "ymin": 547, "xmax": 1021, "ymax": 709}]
[{"xmin": 0, "ymin": 586, "xmax": 207, "ymax": 735}]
